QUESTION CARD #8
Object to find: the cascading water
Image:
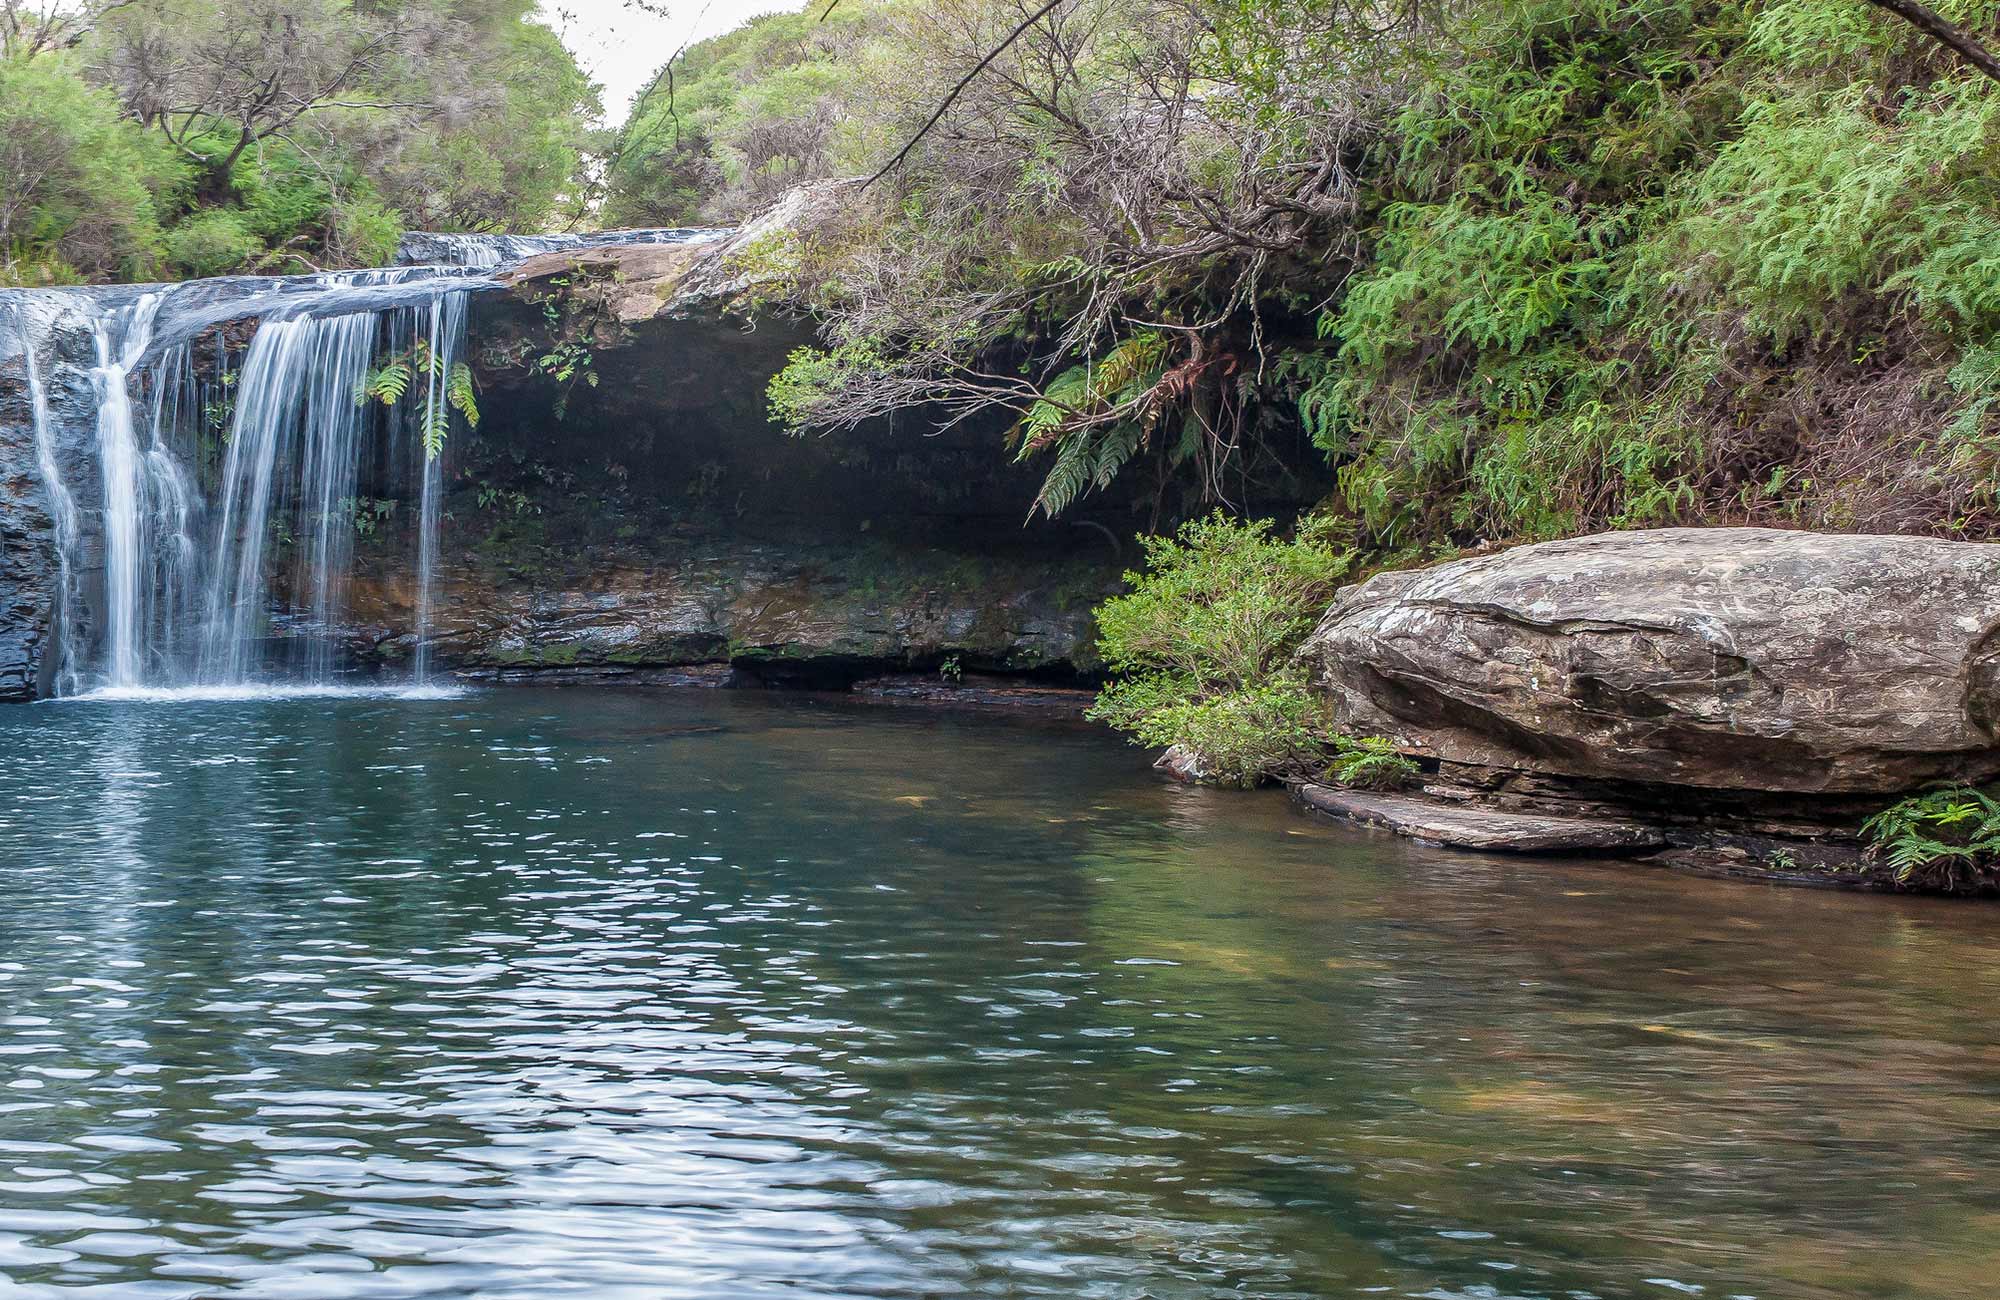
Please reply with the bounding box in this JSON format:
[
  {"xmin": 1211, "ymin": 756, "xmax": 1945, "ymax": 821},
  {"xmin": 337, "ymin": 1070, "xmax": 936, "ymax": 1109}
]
[
  {"xmin": 89, "ymin": 293, "xmax": 165, "ymax": 689},
  {"xmin": 4, "ymin": 228, "xmax": 716, "ymax": 700},
  {"xmin": 8, "ymin": 270, "xmax": 489, "ymax": 699},
  {"xmin": 16, "ymin": 314, "xmax": 84, "ymax": 697},
  {"xmin": 396, "ymin": 227, "xmax": 725, "ymax": 268}
]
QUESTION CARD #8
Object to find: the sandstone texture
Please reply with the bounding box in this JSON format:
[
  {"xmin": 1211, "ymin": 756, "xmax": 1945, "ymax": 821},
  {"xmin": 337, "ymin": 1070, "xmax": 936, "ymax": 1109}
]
[
  {"xmin": 1294, "ymin": 785, "xmax": 1666, "ymax": 853},
  {"xmin": 1304, "ymin": 527, "xmax": 2000, "ymax": 794}
]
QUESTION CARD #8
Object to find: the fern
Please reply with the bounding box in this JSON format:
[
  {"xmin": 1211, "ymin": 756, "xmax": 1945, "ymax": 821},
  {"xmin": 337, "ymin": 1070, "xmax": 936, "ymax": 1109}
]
[
  {"xmin": 448, "ymin": 361, "xmax": 480, "ymax": 429},
  {"xmin": 421, "ymin": 399, "xmax": 452, "ymax": 461},
  {"xmin": 355, "ymin": 344, "xmax": 477, "ymax": 460},
  {"xmin": 358, "ymin": 359, "xmax": 411, "ymax": 406},
  {"xmin": 1327, "ymin": 735, "xmax": 1421, "ymax": 791},
  {"xmin": 1861, "ymin": 786, "xmax": 2000, "ymax": 892},
  {"xmin": 1013, "ymin": 332, "xmax": 1173, "ymax": 516}
]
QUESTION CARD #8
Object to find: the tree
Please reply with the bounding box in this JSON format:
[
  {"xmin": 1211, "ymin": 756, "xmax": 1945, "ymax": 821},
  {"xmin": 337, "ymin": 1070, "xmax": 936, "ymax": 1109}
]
[
  {"xmin": 0, "ymin": 0, "xmax": 132, "ymax": 60},
  {"xmin": 92, "ymin": 0, "xmax": 424, "ymax": 185},
  {"xmin": 0, "ymin": 54, "xmax": 173, "ymax": 280}
]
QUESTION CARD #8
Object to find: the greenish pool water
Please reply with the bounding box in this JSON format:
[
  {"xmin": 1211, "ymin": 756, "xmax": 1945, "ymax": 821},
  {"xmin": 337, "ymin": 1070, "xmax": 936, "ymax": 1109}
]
[{"xmin": 1, "ymin": 689, "xmax": 1997, "ymax": 1298}]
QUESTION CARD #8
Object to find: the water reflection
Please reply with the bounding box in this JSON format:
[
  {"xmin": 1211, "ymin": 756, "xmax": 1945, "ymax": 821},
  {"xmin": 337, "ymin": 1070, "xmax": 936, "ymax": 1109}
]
[{"xmin": 0, "ymin": 690, "xmax": 1996, "ymax": 1297}]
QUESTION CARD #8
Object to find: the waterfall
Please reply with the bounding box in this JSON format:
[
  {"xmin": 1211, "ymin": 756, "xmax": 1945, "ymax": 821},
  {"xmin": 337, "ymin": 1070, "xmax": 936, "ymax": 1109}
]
[
  {"xmin": 18, "ymin": 318, "xmax": 83, "ymax": 697},
  {"xmin": 199, "ymin": 312, "xmax": 363, "ymax": 685},
  {"xmin": 142, "ymin": 346, "xmax": 201, "ymax": 674},
  {"xmin": 2, "ymin": 225, "xmax": 718, "ymax": 701},
  {"xmin": 89, "ymin": 293, "xmax": 164, "ymax": 689},
  {"xmin": 10, "ymin": 278, "xmax": 482, "ymax": 698}
]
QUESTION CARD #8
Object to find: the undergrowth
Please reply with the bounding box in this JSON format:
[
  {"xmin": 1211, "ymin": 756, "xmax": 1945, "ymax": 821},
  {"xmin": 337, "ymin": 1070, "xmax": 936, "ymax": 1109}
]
[
  {"xmin": 1861, "ymin": 785, "xmax": 2000, "ymax": 893},
  {"xmin": 1087, "ymin": 513, "xmax": 1417, "ymax": 788}
]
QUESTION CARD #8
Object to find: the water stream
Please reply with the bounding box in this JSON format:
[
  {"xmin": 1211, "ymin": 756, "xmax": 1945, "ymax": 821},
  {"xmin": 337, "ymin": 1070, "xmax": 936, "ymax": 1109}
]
[{"xmin": 18, "ymin": 325, "xmax": 82, "ymax": 697}]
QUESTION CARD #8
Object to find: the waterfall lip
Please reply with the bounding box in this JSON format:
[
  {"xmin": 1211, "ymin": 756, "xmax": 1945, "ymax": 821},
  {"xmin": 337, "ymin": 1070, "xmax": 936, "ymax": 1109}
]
[
  {"xmin": 0, "ymin": 226, "xmax": 737, "ymax": 369},
  {"xmin": 395, "ymin": 225, "xmax": 731, "ymax": 268},
  {"xmin": 2, "ymin": 269, "xmax": 503, "ymax": 373}
]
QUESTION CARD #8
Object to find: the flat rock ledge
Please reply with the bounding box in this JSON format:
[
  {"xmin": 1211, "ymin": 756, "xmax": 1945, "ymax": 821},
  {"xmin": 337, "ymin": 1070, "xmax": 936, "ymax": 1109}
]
[{"xmin": 1293, "ymin": 785, "xmax": 1667, "ymax": 855}]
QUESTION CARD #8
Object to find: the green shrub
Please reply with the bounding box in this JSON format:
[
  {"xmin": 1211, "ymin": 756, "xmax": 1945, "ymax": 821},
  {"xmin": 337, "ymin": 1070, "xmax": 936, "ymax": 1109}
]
[
  {"xmin": 332, "ymin": 195, "xmax": 403, "ymax": 270},
  {"xmin": 1860, "ymin": 786, "xmax": 2000, "ymax": 893},
  {"xmin": 1093, "ymin": 678, "xmax": 1331, "ymax": 788},
  {"xmin": 0, "ymin": 55, "xmax": 177, "ymax": 280},
  {"xmin": 161, "ymin": 210, "xmax": 259, "ymax": 278},
  {"xmin": 1088, "ymin": 512, "xmax": 1414, "ymax": 788},
  {"xmin": 1093, "ymin": 512, "xmax": 1350, "ymax": 690}
]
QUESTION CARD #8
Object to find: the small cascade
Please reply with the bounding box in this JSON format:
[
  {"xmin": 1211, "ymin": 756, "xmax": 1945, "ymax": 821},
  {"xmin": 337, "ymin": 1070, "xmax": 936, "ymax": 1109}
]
[
  {"xmin": 198, "ymin": 310, "xmax": 375, "ymax": 685},
  {"xmin": 89, "ymin": 293, "xmax": 164, "ymax": 689},
  {"xmin": 141, "ymin": 346, "xmax": 202, "ymax": 674},
  {"xmin": 17, "ymin": 316, "xmax": 83, "ymax": 696},
  {"xmin": 397, "ymin": 227, "xmax": 726, "ymax": 268}
]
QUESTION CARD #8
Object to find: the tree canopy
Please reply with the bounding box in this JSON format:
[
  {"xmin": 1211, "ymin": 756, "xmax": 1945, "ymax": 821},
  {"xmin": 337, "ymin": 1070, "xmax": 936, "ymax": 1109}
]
[{"xmin": 0, "ymin": 0, "xmax": 600, "ymax": 282}]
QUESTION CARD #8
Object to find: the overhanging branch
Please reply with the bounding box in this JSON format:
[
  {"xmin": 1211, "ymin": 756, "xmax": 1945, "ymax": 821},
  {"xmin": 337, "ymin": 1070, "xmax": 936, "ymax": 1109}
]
[{"xmin": 1862, "ymin": 0, "xmax": 2000, "ymax": 83}]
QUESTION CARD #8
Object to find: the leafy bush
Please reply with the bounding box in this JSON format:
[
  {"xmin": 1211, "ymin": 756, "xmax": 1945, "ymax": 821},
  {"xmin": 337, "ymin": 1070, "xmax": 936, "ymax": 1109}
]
[
  {"xmin": 1093, "ymin": 513, "xmax": 1350, "ymax": 689},
  {"xmin": 0, "ymin": 55, "xmax": 177, "ymax": 280},
  {"xmin": 1860, "ymin": 786, "xmax": 2000, "ymax": 893},
  {"xmin": 161, "ymin": 210, "xmax": 260, "ymax": 278},
  {"xmin": 1088, "ymin": 513, "xmax": 1414, "ymax": 788}
]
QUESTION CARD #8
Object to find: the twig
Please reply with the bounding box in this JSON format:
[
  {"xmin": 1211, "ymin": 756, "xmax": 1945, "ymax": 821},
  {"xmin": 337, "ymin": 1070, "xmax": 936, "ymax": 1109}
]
[
  {"xmin": 1862, "ymin": 0, "xmax": 2000, "ymax": 83},
  {"xmin": 863, "ymin": 0, "xmax": 1068, "ymax": 188}
]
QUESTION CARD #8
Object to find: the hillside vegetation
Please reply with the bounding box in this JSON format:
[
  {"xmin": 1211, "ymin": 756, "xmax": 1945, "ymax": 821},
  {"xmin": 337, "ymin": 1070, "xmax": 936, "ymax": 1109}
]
[
  {"xmin": 615, "ymin": 0, "xmax": 2000, "ymax": 551},
  {"xmin": 0, "ymin": 0, "xmax": 597, "ymax": 283}
]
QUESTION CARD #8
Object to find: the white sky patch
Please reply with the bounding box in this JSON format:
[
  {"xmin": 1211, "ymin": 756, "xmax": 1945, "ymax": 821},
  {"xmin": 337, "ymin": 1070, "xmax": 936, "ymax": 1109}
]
[{"xmin": 541, "ymin": 0, "xmax": 794, "ymax": 123}]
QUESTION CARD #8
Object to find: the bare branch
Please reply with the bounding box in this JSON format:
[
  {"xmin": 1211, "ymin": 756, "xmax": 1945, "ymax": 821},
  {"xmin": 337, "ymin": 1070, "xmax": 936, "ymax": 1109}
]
[{"xmin": 863, "ymin": 0, "xmax": 1068, "ymax": 188}]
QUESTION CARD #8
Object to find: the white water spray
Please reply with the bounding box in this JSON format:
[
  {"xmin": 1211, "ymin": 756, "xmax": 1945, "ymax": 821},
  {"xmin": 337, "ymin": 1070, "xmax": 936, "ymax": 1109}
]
[{"xmin": 89, "ymin": 293, "xmax": 164, "ymax": 688}]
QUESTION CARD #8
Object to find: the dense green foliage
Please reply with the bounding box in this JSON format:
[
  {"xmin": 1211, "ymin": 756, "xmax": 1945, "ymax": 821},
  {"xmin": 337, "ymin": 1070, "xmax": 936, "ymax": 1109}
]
[
  {"xmin": 605, "ymin": 1, "xmax": 909, "ymax": 227},
  {"xmin": 0, "ymin": 0, "xmax": 598, "ymax": 283},
  {"xmin": 1861, "ymin": 785, "xmax": 2000, "ymax": 891},
  {"xmin": 624, "ymin": 0, "xmax": 2000, "ymax": 547},
  {"xmin": 1087, "ymin": 513, "xmax": 1416, "ymax": 787},
  {"xmin": 0, "ymin": 53, "xmax": 177, "ymax": 282},
  {"xmin": 1308, "ymin": 0, "xmax": 2000, "ymax": 545}
]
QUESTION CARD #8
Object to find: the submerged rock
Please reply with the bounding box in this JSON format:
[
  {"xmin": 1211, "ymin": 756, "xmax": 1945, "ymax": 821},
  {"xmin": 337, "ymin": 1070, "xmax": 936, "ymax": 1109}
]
[
  {"xmin": 1294, "ymin": 785, "xmax": 1666, "ymax": 854},
  {"xmin": 1304, "ymin": 527, "xmax": 2000, "ymax": 795},
  {"xmin": 1154, "ymin": 744, "xmax": 1214, "ymax": 784}
]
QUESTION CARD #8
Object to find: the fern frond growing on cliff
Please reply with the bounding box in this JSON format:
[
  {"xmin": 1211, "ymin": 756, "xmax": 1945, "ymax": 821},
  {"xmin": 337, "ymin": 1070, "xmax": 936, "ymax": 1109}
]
[
  {"xmin": 1861, "ymin": 786, "xmax": 2000, "ymax": 892},
  {"xmin": 358, "ymin": 359, "xmax": 411, "ymax": 406}
]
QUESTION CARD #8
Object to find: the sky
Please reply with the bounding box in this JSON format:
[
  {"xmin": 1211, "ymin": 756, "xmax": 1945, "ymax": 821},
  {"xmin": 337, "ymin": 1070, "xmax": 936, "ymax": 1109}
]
[{"xmin": 541, "ymin": 0, "xmax": 793, "ymax": 123}]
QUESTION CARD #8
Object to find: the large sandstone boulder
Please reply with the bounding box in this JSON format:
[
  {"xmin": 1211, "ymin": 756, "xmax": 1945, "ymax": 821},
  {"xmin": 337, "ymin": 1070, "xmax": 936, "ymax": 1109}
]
[{"xmin": 1303, "ymin": 528, "xmax": 2000, "ymax": 794}]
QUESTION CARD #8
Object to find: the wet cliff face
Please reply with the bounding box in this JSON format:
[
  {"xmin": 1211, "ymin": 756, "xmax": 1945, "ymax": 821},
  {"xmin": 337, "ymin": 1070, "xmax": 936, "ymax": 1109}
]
[
  {"xmin": 0, "ymin": 376, "xmax": 55, "ymax": 700},
  {"xmin": 280, "ymin": 284, "xmax": 1130, "ymax": 686},
  {"xmin": 0, "ymin": 312, "xmax": 105, "ymax": 700}
]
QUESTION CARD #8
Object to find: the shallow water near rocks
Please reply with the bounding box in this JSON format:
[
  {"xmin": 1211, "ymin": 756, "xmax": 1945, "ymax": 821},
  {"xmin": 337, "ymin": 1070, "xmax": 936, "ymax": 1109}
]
[{"xmin": 1, "ymin": 688, "xmax": 1996, "ymax": 1298}]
